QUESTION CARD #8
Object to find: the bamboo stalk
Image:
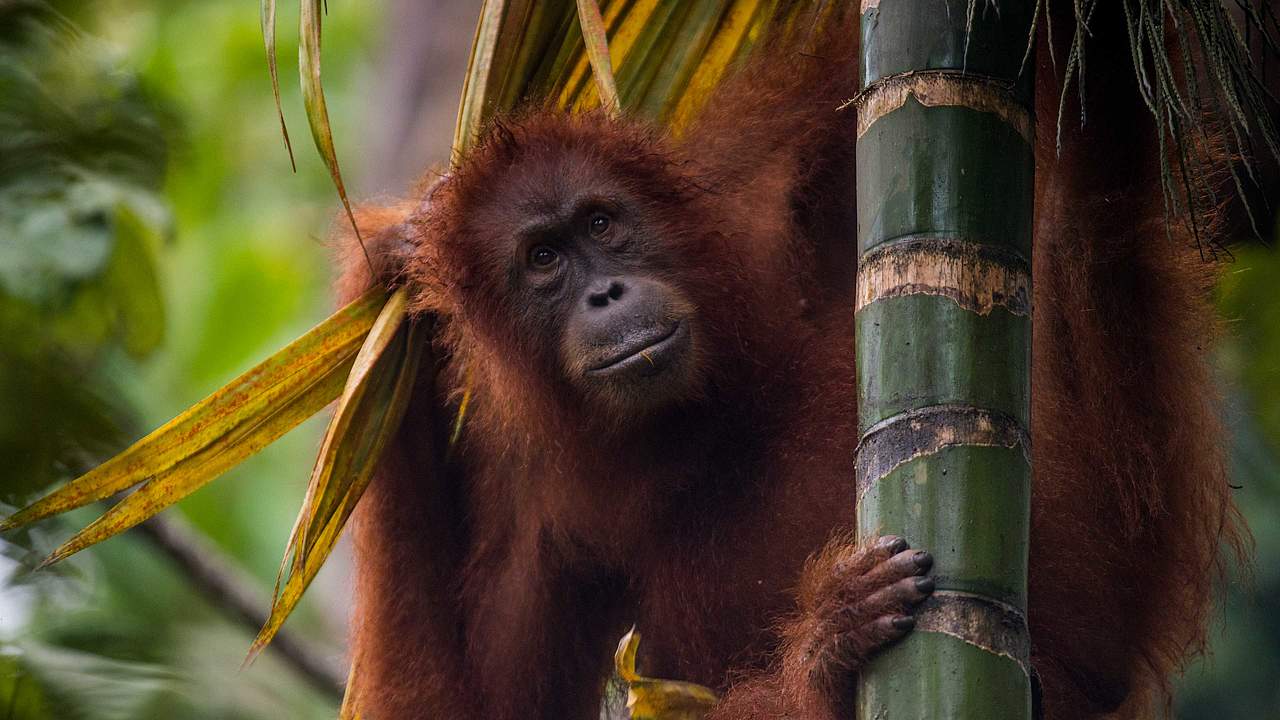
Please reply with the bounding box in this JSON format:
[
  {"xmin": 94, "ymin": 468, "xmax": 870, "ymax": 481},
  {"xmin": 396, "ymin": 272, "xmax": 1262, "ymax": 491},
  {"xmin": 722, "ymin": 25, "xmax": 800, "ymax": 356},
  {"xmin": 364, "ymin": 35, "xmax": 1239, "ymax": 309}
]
[{"xmin": 853, "ymin": 1, "xmax": 1036, "ymax": 717}]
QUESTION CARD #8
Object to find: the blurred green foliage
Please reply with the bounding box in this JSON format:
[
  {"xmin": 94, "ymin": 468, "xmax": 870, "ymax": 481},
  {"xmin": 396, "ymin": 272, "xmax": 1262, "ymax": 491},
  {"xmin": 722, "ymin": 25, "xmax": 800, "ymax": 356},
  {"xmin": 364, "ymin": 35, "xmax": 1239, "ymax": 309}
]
[
  {"xmin": 1177, "ymin": 232, "xmax": 1280, "ymax": 719},
  {"xmin": 0, "ymin": 1, "xmax": 1276, "ymax": 718},
  {"xmin": 1, "ymin": 0, "xmax": 383, "ymax": 717},
  {"xmin": 0, "ymin": 1, "xmax": 172, "ymax": 499}
]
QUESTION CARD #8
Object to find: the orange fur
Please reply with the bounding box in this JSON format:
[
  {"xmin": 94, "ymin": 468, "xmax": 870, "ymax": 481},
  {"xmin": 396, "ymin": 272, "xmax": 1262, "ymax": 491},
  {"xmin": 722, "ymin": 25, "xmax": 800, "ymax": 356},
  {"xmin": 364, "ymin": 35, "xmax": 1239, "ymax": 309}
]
[{"xmin": 336, "ymin": 5, "xmax": 1246, "ymax": 719}]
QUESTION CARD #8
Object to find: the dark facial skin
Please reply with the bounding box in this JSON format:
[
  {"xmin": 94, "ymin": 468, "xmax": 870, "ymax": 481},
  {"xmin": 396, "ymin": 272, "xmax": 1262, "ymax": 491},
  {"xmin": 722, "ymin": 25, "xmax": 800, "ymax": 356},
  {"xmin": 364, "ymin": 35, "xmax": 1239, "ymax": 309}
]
[{"xmin": 503, "ymin": 191, "xmax": 700, "ymax": 415}]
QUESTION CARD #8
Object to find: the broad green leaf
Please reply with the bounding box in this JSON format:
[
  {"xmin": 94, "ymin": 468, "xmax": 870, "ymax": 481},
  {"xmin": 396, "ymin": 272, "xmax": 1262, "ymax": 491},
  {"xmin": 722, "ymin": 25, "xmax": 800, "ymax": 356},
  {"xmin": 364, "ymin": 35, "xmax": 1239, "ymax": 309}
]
[
  {"xmin": 15, "ymin": 642, "xmax": 188, "ymax": 720},
  {"xmin": 248, "ymin": 286, "xmax": 422, "ymax": 662},
  {"xmin": 0, "ymin": 289, "xmax": 385, "ymax": 534},
  {"xmin": 0, "ymin": 647, "xmax": 51, "ymax": 719},
  {"xmin": 105, "ymin": 204, "xmax": 165, "ymax": 358},
  {"xmin": 0, "ymin": 180, "xmax": 170, "ymax": 363},
  {"xmin": 260, "ymin": 0, "xmax": 297, "ymax": 171},
  {"xmin": 0, "ymin": 190, "xmax": 113, "ymax": 301},
  {"xmin": 613, "ymin": 628, "xmax": 718, "ymax": 720}
]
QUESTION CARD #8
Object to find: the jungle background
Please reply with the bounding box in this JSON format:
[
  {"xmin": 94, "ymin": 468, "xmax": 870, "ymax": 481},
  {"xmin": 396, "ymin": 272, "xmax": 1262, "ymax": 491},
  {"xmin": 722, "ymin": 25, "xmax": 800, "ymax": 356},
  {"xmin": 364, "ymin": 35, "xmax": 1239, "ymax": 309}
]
[{"xmin": 0, "ymin": 1, "xmax": 1276, "ymax": 718}]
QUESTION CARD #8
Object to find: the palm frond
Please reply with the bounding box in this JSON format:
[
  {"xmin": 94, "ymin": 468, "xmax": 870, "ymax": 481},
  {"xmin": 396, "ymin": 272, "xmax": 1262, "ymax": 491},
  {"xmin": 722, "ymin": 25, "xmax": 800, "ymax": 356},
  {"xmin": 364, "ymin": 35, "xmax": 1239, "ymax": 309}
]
[
  {"xmin": 0, "ymin": 289, "xmax": 386, "ymax": 549},
  {"xmin": 298, "ymin": 0, "xmax": 369, "ymax": 268},
  {"xmin": 248, "ymin": 287, "xmax": 421, "ymax": 662},
  {"xmin": 576, "ymin": 0, "xmax": 621, "ymax": 116},
  {"xmin": 1058, "ymin": 0, "xmax": 1279, "ymax": 248},
  {"xmin": 260, "ymin": 0, "xmax": 297, "ymax": 172}
]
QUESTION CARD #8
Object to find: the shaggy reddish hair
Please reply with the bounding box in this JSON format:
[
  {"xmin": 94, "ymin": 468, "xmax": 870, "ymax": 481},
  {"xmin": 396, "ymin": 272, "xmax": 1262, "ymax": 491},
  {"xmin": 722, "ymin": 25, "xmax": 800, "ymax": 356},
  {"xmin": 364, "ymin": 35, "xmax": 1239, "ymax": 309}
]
[{"xmin": 332, "ymin": 4, "xmax": 1247, "ymax": 719}]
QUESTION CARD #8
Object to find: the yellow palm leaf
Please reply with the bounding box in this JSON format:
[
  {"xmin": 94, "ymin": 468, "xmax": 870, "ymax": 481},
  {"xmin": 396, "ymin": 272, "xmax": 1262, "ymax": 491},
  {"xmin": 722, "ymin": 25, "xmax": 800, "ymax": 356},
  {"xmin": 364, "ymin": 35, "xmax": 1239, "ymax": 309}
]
[
  {"xmin": 614, "ymin": 628, "xmax": 718, "ymax": 720},
  {"xmin": 248, "ymin": 286, "xmax": 422, "ymax": 662},
  {"xmin": 0, "ymin": 288, "xmax": 386, "ymax": 543}
]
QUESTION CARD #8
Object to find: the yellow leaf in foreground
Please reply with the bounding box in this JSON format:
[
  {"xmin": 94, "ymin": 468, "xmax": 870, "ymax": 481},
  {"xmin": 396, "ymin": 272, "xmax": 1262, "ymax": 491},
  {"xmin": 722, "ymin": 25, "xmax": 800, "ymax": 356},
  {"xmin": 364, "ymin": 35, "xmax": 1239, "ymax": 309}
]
[
  {"xmin": 0, "ymin": 289, "xmax": 387, "ymax": 542},
  {"xmin": 249, "ymin": 286, "xmax": 422, "ymax": 662},
  {"xmin": 40, "ymin": 360, "xmax": 351, "ymax": 567},
  {"xmin": 614, "ymin": 628, "xmax": 718, "ymax": 720},
  {"xmin": 338, "ymin": 657, "xmax": 361, "ymax": 720}
]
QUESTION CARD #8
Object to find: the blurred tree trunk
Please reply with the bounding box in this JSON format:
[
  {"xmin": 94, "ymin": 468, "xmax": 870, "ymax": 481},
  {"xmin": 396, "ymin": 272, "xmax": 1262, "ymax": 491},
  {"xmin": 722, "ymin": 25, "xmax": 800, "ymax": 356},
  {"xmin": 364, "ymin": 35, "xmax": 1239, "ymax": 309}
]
[{"xmin": 365, "ymin": 0, "xmax": 475, "ymax": 191}]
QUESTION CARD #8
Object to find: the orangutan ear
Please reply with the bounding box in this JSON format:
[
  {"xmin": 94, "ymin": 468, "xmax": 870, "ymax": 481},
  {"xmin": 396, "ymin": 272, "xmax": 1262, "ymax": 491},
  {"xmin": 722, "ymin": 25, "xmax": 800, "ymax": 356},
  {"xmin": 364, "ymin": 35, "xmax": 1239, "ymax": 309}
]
[{"xmin": 332, "ymin": 201, "xmax": 417, "ymax": 303}]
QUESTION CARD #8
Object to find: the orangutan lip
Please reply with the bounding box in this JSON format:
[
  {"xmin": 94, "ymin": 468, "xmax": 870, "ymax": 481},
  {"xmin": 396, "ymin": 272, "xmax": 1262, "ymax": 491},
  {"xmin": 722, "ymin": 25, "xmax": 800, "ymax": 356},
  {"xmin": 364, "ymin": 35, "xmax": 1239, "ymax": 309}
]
[{"xmin": 587, "ymin": 322, "xmax": 682, "ymax": 374}]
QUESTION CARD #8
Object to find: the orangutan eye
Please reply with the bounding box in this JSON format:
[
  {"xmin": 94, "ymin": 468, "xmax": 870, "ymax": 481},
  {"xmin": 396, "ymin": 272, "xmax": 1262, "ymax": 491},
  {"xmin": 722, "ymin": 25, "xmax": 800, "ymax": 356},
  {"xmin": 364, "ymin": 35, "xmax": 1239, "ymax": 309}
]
[
  {"xmin": 588, "ymin": 213, "xmax": 611, "ymax": 236},
  {"xmin": 529, "ymin": 245, "xmax": 559, "ymax": 269}
]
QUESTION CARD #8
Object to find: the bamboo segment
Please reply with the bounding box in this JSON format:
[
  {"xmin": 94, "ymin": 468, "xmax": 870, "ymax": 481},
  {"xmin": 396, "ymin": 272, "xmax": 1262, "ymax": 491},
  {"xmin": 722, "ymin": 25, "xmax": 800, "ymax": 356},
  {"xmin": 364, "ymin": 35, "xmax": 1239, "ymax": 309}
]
[{"xmin": 854, "ymin": 1, "xmax": 1035, "ymax": 718}]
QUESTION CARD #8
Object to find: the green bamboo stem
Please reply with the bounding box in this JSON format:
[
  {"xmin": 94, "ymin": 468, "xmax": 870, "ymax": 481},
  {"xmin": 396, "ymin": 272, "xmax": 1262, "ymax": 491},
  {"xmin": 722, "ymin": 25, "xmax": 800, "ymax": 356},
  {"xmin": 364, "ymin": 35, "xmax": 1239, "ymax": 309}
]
[{"xmin": 854, "ymin": 1, "xmax": 1035, "ymax": 718}]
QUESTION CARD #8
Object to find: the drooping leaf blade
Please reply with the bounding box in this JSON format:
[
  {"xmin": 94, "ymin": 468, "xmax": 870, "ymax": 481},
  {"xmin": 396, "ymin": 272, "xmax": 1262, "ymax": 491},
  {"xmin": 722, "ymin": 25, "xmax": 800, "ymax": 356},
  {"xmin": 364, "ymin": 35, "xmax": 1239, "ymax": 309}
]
[
  {"xmin": 0, "ymin": 288, "xmax": 386, "ymax": 534},
  {"xmin": 38, "ymin": 356, "xmax": 352, "ymax": 567},
  {"xmin": 299, "ymin": 0, "xmax": 369, "ymax": 266},
  {"xmin": 261, "ymin": 0, "xmax": 297, "ymax": 171},
  {"xmin": 295, "ymin": 286, "xmax": 414, "ymax": 568},
  {"xmin": 248, "ymin": 286, "xmax": 422, "ymax": 662},
  {"xmin": 453, "ymin": 0, "xmax": 538, "ymax": 156}
]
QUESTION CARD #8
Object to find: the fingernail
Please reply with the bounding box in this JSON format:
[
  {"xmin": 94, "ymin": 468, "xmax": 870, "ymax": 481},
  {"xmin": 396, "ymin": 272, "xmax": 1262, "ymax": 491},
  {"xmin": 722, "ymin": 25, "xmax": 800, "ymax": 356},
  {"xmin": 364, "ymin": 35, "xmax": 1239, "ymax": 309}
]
[
  {"xmin": 892, "ymin": 615, "xmax": 916, "ymax": 631},
  {"xmin": 914, "ymin": 576, "xmax": 935, "ymax": 593},
  {"xmin": 880, "ymin": 535, "xmax": 909, "ymax": 553},
  {"xmin": 913, "ymin": 551, "xmax": 933, "ymax": 569}
]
